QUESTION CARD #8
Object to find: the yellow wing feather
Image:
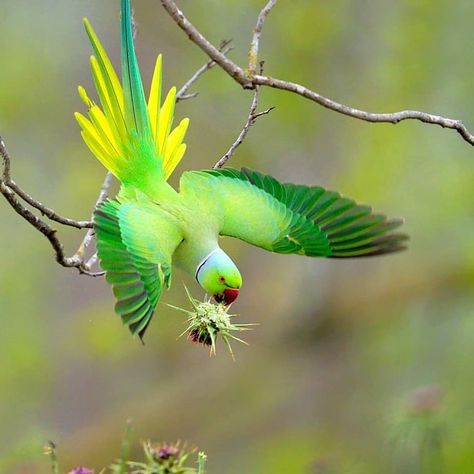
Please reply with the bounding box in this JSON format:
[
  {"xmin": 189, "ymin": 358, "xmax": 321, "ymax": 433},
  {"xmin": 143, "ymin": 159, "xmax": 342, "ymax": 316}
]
[
  {"xmin": 157, "ymin": 87, "xmax": 176, "ymax": 156},
  {"xmin": 148, "ymin": 54, "xmax": 162, "ymax": 139},
  {"xmin": 76, "ymin": 21, "xmax": 188, "ymax": 181},
  {"xmin": 166, "ymin": 143, "xmax": 187, "ymax": 178},
  {"xmin": 163, "ymin": 118, "xmax": 189, "ymax": 177},
  {"xmin": 84, "ymin": 19, "xmax": 123, "ymax": 104}
]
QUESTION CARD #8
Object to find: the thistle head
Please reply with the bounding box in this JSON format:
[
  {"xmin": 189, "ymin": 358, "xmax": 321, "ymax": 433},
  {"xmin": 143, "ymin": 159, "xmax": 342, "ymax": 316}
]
[
  {"xmin": 148, "ymin": 441, "xmax": 182, "ymax": 464},
  {"xmin": 171, "ymin": 287, "xmax": 255, "ymax": 358},
  {"xmin": 195, "ymin": 248, "xmax": 242, "ymax": 305},
  {"xmin": 144, "ymin": 440, "xmax": 196, "ymax": 472}
]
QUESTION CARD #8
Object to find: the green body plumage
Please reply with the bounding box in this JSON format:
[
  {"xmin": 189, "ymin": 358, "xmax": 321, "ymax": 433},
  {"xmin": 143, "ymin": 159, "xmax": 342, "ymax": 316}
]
[{"xmin": 78, "ymin": 0, "xmax": 408, "ymax": 340}]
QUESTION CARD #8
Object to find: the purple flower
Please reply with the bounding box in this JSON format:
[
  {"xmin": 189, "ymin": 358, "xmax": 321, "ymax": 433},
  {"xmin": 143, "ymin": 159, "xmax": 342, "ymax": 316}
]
[
  {"xmin": 69, "ymin": 468, "xmax": 93, "ymax": 474},
  {"xmin": 157, "ymin": 445, "xmax": 180, "ymax": 460},
  {"xmin": 189, "ymin": 328, "xmax": 212, "ymax": 346},
  {"xmin": 409, "ymin": 385, "xmax": 442, "ymax": 415}
]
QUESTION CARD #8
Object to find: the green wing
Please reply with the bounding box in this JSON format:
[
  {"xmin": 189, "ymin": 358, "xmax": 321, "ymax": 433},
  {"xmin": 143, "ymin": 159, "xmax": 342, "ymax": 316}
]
[
  {"xmin": 183, "ymin": 168, "xmax": 408, "ymax": 257},
  {"xmin": 94, "ymin": 199, "xmax": 183, "ymax": 340}
]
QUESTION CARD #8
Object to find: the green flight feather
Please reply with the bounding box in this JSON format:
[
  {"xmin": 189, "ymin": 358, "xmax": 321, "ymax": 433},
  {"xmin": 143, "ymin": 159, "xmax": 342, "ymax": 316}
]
[
  {"xmin": 94, "ymin": 198, "xmax": 182, "ymax": 340},
  {"xmin": 95, "ymin": 201, "xmax": 159, "ymax": 339},
  {"xmin": 182, "ymin": 168, "xmax": 408, "ymax": 258},
  {"xmin": 121, "ymin": 0, "xmax": 151, "ymax": 138}
]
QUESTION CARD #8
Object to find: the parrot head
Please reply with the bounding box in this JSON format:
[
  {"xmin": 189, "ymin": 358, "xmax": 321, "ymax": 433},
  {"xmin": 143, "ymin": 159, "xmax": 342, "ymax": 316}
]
[{"xmin": 196, "ymin": 248, "xmax": 242, "ymax": 305}]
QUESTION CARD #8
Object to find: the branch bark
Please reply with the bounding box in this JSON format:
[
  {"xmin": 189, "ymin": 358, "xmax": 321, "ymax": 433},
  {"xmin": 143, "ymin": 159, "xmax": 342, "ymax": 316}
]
[
  {"xmin": 248, "ymin": 0, "xmax": 277, "ymax": 77},
  {"xmin": 160, "ymin": 0, "xmax": 474, "ymax": 146},
  {"xmin": 0, "ymin": 39, "xmax": 222, "ymax": 277},
  {"xmin": 6, "ymin": 0, "xmax": 469, "ymax": 279},
  {"xmin": 1, "ymin": 139, "xmax": 92, "ymax": 229},
  {"xmin": 0, "ymin": 137, "xmax": 105, "ymax": 276},
  {"xmin": 214, "ymin": 63, "xmax": 274, "ymax": 169},
  {"xmin": 177, "ymin": 39, "xmax": 233, "ymax": 101},
  {"xmin": 159, "ymin": 0, "xmax": 251, "ymax": 87}
]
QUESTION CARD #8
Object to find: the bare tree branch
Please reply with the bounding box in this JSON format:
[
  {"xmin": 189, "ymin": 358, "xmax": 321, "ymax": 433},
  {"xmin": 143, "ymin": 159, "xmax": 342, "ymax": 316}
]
[
  {"xmin": 7, "ymin": 180, "xmax": 92, "ymax": 228},
  {"xmin": 248, "ymin": 0, "xmax": 277, "ymax": 77},
  {"xmin": 159, "ymin": 0, "xmax": 251, "ymax": 86},
  {"xmin": 74, "ymin": 172, "xmax": 114, "ymax": 272},
  {"xmin": 0, "ymin": 139, "xmax": 92, "ymax": 229},
  {"xmin": 160, "ymin": 0, "xmax": 474, "ymax": 147},
  {"xmin": 0, "ymin": 174, "xmax": 101, "ymax": 276},
  {"xmin": 0, "ymin": 25, "xmax": 225, "ymax": 277},
  {"xmin": 0, "ymin": 137, "xmax": 105, "ymax": 277},
  {"xmin": 0, "ymin": 16, "xmax": 232, "ymax": 276},
  {"xmin": 177, "ymin": 39, "xmax": 233, "ymax": 102},
  {"xmin": 9, "ymin": 0, "xmax": 467, "ymax": 279},
  {"xmin": 214, "ymin": 63, "xmax": 274, "ymax": 169}
]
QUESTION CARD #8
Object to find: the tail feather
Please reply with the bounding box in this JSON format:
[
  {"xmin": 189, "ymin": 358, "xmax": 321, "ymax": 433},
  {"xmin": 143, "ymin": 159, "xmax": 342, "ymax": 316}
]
[
  {"xmin": 76, "ymin": 0, "xmax": 189, "ymax": 192},
  {"xmin": 120, "ymin": 0, "xmax": 151, "ymax": 137},
  {"xmin": 84, "ymin": 19, "xmax": 127, "ymax": 143}
]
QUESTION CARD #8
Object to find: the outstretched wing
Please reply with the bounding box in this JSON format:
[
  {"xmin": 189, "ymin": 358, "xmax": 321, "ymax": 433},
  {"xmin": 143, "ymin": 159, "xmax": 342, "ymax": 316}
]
[
  {"xmin": 94, "ymin": 199, "xmax": 183, "ymax": 340},
  {"xmin": 182, "ymin": 168, "xmax": 408, "ymax": 257}
]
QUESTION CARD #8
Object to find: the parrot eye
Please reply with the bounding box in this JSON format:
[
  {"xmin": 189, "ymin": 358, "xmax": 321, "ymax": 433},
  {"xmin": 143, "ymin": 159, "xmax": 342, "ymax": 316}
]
[{"xmin": 219, "ymin": 276, "xmax": 225, "ymax": 283}]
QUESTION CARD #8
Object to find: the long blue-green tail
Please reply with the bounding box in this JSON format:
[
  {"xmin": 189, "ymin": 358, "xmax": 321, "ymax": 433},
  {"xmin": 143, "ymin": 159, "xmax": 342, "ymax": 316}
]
[
  {"xmin": 75, "ymin": 0, "xmax": 190, "ymax": 193},
  {"xmin": 121, "ymin": 0, "xmax": 151, "ymax": 138}
]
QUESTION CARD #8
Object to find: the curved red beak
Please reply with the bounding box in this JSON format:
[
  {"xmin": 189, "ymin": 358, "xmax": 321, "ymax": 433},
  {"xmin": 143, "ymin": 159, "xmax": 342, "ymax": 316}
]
[
  {"xmin": 215, "ymin": 288, "xmax": 240, "ymax": 305},
  {"xmin": 223, "ymin": 288, "xmax": 240, "ymax": 304}
]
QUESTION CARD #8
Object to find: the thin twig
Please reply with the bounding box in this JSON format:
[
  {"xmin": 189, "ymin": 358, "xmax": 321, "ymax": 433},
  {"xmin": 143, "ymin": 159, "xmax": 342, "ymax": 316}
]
[
  {"xmin": 1, "ymin": 138, "xmax": 10, "ymax": 181},
  {"xmin": 0, "ymin": 11, "xmax": 227, "ymax": 277},
  {"xmin": 0, "ymin": 139, "xmax": 91, "ymax": 228},
  {"xmin": 248, "ymin": 0, "xmax": 277, "ymax": 77},
  {"xmin": 1, "ymin": 3, "xmax": 232, "ymax": 278},
  {"xmin": 81, "ymin": 172, "xmax": 114, "ymax": 252},
  {"xmin": 0, "ymin": 137, "xmax": 105, "ymax": 277},
  {"xmin": 214, "ymin": 63, "xmax": 274, "ymax": 169},
  {"xmin": 74, "ymin": 171, "xmax": 114, "ymax": 271},
  {"xmin": 160, "ymin": 0, "xmax": 474, "ymax": 146},
  {"xmin": 0, "ymin": 179, "xmax": 90, "ymax": 272},
  {"xmin": 252, "ymin": 75, "xmax": 474, "ymax": 145},
  {"xmin": 176, "ymin": 39, "xmax": 233, "ymax": 102},
  {"xmin": 7, "ymin": 180, "xmax": 92, "ymax": 228},
  {"xmin": 160, "ymin": 0, "xmax": 251, "ymax": 86},
  {"xmin": 85, "ymin": 253, "xmax": 99, "ymax": 270},
  {"xmin": 44, "ymin": 442, "xmax": 60, "ymax": 474},
  {"xmin": 96, "ymin": 171, "xmax": 114, "ymax": 205}
]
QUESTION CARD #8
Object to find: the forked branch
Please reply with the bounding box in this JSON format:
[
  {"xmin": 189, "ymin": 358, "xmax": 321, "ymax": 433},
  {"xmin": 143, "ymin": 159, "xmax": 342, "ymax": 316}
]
[
  {"xmin": 159, "ymin": 0, "xmax": 474, "ymax": 146},
  {"xmin": 0, "ymin": 138, "xmax": 106, "ymax": 276},
  {"xmin": 0, "ymin": 44, "xmax": 229, "ymax": 276},
  {"xmin": 3, "ymin": 0, "xmax": 472, "ymax": 278},
  {"xmin": 177, "ymin": 39, "xmax": 233, "ymax": 101},
  {"xmin": 214, "ymin": 62, "xmax": 274, "ymax": 169}
]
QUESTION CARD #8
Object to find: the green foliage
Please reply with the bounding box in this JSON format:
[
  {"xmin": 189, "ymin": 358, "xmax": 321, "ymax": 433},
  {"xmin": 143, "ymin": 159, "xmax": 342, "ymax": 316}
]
[
  {"xmin": 125, "ymin": 441, "xmax": 204, "ymax": 474},
  {"xmin": 390, "ymin": 386, "xmax": 445, "ymax": 474},
  {"xmin": 45, "ymin": 442, "xmax": 60, "ymax": 474},
  {"xmin": 45, "ymin": 432, "xmax": 207, "ymax": 474}
]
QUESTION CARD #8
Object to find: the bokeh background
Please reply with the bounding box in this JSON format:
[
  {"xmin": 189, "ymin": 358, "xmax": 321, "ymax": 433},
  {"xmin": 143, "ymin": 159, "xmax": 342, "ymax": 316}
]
[{"xmin": 1, "ymin": 0, "xmax": 474, "ymax": 472}]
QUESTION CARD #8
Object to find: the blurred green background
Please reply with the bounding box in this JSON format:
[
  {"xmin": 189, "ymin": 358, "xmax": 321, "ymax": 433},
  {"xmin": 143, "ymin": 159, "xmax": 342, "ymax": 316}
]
[{"xmin": 1, "ymin": 0, "xmax": 474, "ymax": 472}]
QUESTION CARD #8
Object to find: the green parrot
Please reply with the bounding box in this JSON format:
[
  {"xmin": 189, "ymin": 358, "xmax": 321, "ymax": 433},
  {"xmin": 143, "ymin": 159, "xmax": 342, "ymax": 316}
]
[{"xmin": 76, "ymin": 0, "xmax": 408, "ymax": 340}]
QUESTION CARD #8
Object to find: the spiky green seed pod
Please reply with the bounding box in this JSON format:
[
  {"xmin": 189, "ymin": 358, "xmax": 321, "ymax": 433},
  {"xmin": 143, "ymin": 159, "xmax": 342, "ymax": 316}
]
[{"xmin": 170, "ymin": 287, "xmax": 256, "ymax": 359}]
